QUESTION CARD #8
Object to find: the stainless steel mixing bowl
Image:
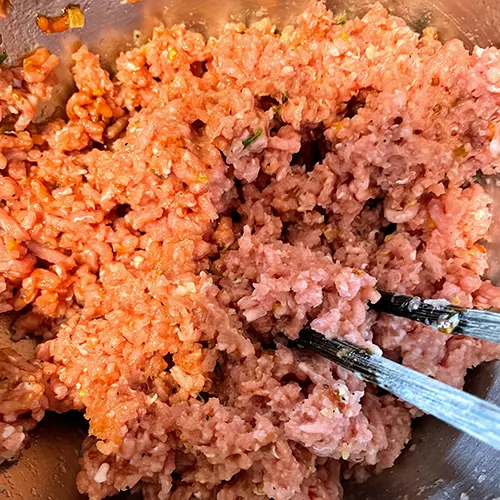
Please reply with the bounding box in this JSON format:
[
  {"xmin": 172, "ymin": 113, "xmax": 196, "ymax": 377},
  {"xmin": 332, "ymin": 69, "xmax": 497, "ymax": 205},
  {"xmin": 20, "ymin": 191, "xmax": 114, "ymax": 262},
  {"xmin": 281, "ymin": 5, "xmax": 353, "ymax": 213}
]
[{"xmin": 0, "ymin": 1, "xmax": 499, "ymax": 499}]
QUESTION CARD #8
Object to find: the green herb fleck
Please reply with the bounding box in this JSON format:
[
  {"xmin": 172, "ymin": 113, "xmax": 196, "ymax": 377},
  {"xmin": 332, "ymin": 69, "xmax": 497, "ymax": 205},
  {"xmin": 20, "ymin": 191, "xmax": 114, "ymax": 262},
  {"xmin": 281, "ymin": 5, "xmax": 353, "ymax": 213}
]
[
  {"xmin": 282, "ymin": 93, "xmax": 289, "ymax": 104},
  {"xmin": 150, "ymin": 168, "xmax": 165, "ymax": 180},
  {"xmin": 0, "ymin": 51, "xmax": 7, "ymax": 65},
  {"xmin": 243, "ymin": 127, "xmax": 263, "ymax": 148},
  {"xmin": 334, "ymin": 12, "xmax": 347, "ymax": 25},
  {"xmin": 272, "ymin": 105, "xmax": 284, "ymax": 127},
  {"xmin": 454, "ymin": 145, "xmax": 468, "ymax": 159},
  {"xmin": 411, "ymin": 12, "xmax": 430, "ymax": 35}
]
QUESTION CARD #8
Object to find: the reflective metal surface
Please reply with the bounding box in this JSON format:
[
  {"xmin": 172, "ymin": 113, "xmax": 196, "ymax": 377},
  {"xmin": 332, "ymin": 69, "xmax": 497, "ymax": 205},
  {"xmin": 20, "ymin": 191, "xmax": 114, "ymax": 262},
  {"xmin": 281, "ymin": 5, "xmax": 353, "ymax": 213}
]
[{"xmin": 0, "ymin": 1, "xmax": 499, "ymax": 499}]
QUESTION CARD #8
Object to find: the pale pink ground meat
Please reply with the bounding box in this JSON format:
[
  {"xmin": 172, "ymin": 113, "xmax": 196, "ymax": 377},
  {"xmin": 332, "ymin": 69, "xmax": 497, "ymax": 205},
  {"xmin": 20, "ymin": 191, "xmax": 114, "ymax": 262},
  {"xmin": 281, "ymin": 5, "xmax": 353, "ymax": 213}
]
[{"xmin": 1, "ymin": 1, "xmax": 500, "ymax": 498}]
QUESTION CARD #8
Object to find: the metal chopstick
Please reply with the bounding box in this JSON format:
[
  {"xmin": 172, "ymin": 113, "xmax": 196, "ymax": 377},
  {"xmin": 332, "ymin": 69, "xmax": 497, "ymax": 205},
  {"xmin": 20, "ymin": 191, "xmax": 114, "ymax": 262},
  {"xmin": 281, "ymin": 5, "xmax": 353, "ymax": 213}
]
[
  {"xmin": 296, "ymin": 329, "xmax": 500, "ymax": 450},
  {"xmin": 371, "ymin": 291, "xmax": 500, "ymax": 344}
]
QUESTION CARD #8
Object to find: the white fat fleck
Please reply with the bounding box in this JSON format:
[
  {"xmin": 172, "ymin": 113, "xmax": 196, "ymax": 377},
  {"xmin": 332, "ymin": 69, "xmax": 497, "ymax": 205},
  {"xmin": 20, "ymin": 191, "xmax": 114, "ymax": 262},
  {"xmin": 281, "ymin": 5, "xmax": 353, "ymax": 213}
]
[
  {"xmin": 320, "ymin": 407, "xmax": 335, "ymax": 419},
  {"xmin": 132, "ymin": 255, "xmax": 144, "ymax": 269},
  {"xmin": 423, "ymin": 298, "xmax": 450, "ymax": 309},
  {"xmin": 384, "ymin": 202, "xmax": 419, "ymax": 223},
  {"xmin": 487, "ymin": 84, "xmax": 500, "ymax": 94},
  {"xmin": 125, "ymin": 60, "xmax": 139, "ymax": 70},
  {"xmin": 392, "ymin": 89, "xmax": 407, "ymax": 108},
  {"xmin": 93, "ymin": 463, "xmax": 110, "ymax": 484},
  {"xmin": 365, "ymin": 43, "xmax": 376, "ymax": 60},
  {"xmin": 1, "ymin": 425, "xmax": 15, "ymax": 439},
  {"xmin": 395, "ymin": 177, "xmax": 410, "ymax": 185},
  {"xmin": 366, "ymin": 344, "xmax": 383, "ymax": 356},
  {"xmin": 162, "ymin": 160, "xmax": 172, "ymax": 177},
  {"xmin": 490, "ymin": 137, "xmax": 500, "ymax": 158},
  {"xmin": 282, "ymin": 65, "xmax": 295, "ymax": 76},
  {"xmin": 176, "ymin": 282, "xmax": 196, "ymax": 295},
  {"xmin": 487, "ymin": 67, "xmax": 500, "ymax": 84},
  {"xmin": 337, "ymin": 385, "xmax": 348, "ymax": 397},
  {"xmin": 54, "ymin": 265, "xmax": 65, "ymax": 278},
  {"xmin": 53, "ymin": 187, "xmax": 73, "ymax": 198},
  {"xmin": 149, "ymin": 393, "xmax": 158, "ymax": 404}
]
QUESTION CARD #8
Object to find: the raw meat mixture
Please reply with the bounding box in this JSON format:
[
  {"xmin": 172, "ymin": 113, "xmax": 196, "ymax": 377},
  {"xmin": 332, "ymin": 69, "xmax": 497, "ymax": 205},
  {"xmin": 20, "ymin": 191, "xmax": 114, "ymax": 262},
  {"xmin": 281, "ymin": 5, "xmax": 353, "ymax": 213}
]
[{"xmin": 1, "ymin": 2, "xmax": 500, "ymax": 498}]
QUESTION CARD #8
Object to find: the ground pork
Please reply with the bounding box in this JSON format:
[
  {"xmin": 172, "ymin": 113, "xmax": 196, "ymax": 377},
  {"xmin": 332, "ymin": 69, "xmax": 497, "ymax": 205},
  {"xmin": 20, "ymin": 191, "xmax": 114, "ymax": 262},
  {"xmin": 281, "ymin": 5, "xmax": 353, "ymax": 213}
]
[{"xmin": 1, "ymin": 1, "xmax": 500, "ymax": 499}]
